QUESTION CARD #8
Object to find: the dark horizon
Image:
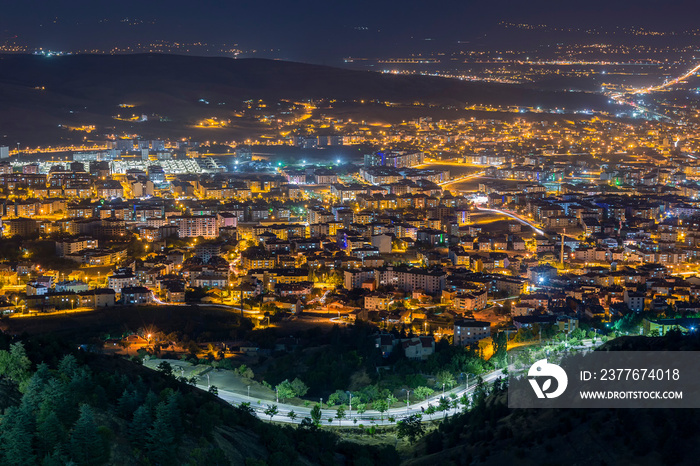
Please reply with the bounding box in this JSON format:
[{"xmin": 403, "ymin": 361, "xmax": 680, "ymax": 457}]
[{"xmin": 3, "ymin": 0, "xmax": 700, "ymax": 64}]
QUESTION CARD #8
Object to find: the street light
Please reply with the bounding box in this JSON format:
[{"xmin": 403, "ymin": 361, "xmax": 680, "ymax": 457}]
[
  {"xmin": 442, "ymin": 382, "xmax": 445, "ymax": 397},
  {"xmin": 248, "ymin": 385, "xmax": 250, "ymax": 398},
  {"xmin": 402, "ymin": 389, "xmax": 410, "ymax": 415}
]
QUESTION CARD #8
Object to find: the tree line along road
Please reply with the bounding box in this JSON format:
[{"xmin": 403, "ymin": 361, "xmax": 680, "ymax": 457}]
[{"xmin": 200, "ymin": 369, "xmax": 506, "ymax": 426}]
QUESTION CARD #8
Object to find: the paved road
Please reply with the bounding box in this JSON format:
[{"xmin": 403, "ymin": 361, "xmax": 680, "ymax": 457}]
[
  {"xmin": 440, "ymin": 171, "xmax": 486, "ymax": 188},
  {"xmin": 475, "ymin": 206, "xmax": 545, "ymax": 235},
  {"xmin": 203, "ymin": 369, "xmax": 506, "ymax": 426},
  {"xmin": 211, "ymin": 340, "xmax": 604, "ymax": 425}
]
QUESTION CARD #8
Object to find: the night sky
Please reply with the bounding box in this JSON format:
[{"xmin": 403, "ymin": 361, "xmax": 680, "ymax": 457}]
[{"xmin": 1, "ymin": 0, "xmax": 698, "ymax": 63}]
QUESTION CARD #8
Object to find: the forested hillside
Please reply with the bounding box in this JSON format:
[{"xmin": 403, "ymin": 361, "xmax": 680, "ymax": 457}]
[{"xmin": 0, "ymin": 333, "xmax": 399, "ymax": 465}]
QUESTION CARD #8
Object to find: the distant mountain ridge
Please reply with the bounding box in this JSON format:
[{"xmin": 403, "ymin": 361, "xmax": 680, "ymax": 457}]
[
  {"xmin": 0, "ymin": 53, "xmax": 612, "ymax": 145},
  {"xmin": 0, "ymin": 53, "xmax": 613, "ymax": 105}
]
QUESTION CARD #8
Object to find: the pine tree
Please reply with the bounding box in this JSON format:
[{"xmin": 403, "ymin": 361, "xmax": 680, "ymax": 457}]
[
  {"xmin": 21, "ymin": 363, "xmax": 51, "ymax": 412},
  {"xmin": 38, "ymin": 410, "xmax": 67, "ymax": 458},
  {"xmin": 117, "ymin": 389, "xmax": 140, "ymax": 418},
  {"xmin": 143, "ymin": 390, "xmax": 160, "ymax": 416},
  {"xmin": 57, "ymin": 354, "xmax": 80, "ymax": 379},
  {"xmin": 70, "ymin": 404, "xmax": 108, "ymax": 466},
  {"xmin": 0, "ymin": 342, "xmax": 32, "ymax": 392},
  {"xmin": 165, "ymin": 392, "xmax": 184, "ymax": 440},
  {"xmin": 0, "ymin": 405, "xmax": 36, "ymax": 466},
  {"xmin": 68, "ymin": 367, "xmax": 95, "ymax": 406},
  {"xmin": 41, "ymin": 449, "xmax": 67, "ymax": 466},
  {"xmin": 94, "ymin": 385, "xmax": 110, "ymax": 409},
  {"xmin": 38, "ymin": 378, "xmax": 76, "ymax": 427},
  {"xmin": 41, "ymin": 443, "xmax": 75, "ymax": 466},
  {"xmin": 310, "ymin": 404, "xmax": 323, "ymax": 427},
  {"xmin": 146, "ymin": 401, "xmax": 177, "ymax": 465},
  {"xmin": 128, "ymin": 404, "xmax": 152, "ymax": 450}
]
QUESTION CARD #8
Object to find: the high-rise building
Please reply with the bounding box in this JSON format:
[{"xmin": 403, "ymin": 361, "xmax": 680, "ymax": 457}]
[
  {"xmin": 0, "ymin": 146, "xmax": 9, "ymax": 159},
  {"xmin": 6, "ymin": 218, "xmax": 39, "ymax": 237},
  {"xmin": 147, "ymin": 165, "xmax": 166, "ymax": 183},
  {"xmin": 115, "ymin": 139, "xmax": 133, "ymax": 152},
  {"xmin": 364, "ymin": 150, "xmax": 424, "ymax": 168},
  {"xmin": 453, "ymin": 319, "xmax": 491, "ymax": 346},
  {"xmin": 151, "ymin": 140, "xmax": 165, "ymax": 151},
  {"xmin": 174, "ymin": 215, "xmax": 219, "ymax": 239}
]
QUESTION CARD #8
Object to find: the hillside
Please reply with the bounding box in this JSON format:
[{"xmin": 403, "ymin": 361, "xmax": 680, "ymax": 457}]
[
  {"xmin": 404, "ymin": 332, "xmax": 700, "ymax": 466},
  {"xmin": 406, "ymin": 387, "xmax": 698, "ymax": 466},
  {"xmin": 0, "ymin": 53, "xmax": 614, "ymax": 145},
  {"xmin": 0, "ymin": 332, "xmax": 398, "ymax": 465}
]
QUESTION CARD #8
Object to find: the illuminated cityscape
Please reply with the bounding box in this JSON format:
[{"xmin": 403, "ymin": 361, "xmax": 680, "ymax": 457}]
[{"xmin": 0, "ymin": 1, "xmax": 699, "ymax": 465}]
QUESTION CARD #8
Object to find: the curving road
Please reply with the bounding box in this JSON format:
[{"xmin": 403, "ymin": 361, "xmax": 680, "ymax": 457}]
[
  {"xmin": 202, "ymin": 369, "xmax": 506, "ymax": 426},
  {"xmin": 475, "ymin": 206, "xmax": 545, "ymax": 235},
  {"xmin": 440, "ymin": 171, "xmax": 486, "ymax": 187}
]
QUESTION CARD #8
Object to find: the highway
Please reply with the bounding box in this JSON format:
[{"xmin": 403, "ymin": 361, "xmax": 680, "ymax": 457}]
[
  {"xmin": 605, "ymin": 61, "xmax": 700, "ymax": 123},
  {"xmin": 475, "ymin": 206, "xmax": 545, "ymax": 235},
  {"xmin": 440, "ymin": 170, "xmax": 485, "ymax": 187},
  {"xmin": 629, "ymin": 62, "xmax": 700, "ymax": 95},
  {"xmin": 203, "ymin": 369, "xmax": 506, "ymax": 426},
  {"xmin": 477, "ymin": 206, "xmax": 586, "ymax": 242}
]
